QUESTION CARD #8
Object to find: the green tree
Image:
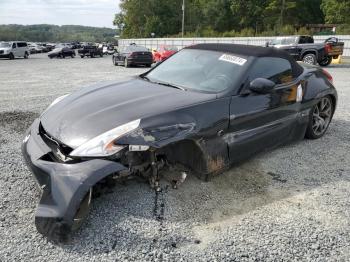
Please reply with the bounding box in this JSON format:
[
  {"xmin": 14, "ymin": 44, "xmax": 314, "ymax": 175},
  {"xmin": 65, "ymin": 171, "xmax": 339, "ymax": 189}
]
[{"xmin": 321, "ymin": 0, "xmax": 350, "ymax": 24}]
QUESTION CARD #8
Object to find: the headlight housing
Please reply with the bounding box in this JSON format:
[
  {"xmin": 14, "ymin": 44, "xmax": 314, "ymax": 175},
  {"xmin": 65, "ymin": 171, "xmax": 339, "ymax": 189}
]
[{"xmin": 70, "ymin": 119, "xmax": 141, "ymax": 157}]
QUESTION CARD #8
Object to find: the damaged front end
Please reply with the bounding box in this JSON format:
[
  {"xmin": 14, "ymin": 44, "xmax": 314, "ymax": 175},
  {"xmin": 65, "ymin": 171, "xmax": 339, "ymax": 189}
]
[{"xmin": 22, "ymin": 117, "xmax": 220, "ymax": 242}]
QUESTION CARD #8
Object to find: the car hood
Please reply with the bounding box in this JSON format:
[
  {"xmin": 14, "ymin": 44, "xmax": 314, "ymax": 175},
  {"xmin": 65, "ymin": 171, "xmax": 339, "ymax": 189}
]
[
  {"xmin": 0, "ymin": 48, "xmax": 10, "ymax": 51},
  {"xmin": 40, "ymin": 78, "xmax": 216, "ymax": 148}
]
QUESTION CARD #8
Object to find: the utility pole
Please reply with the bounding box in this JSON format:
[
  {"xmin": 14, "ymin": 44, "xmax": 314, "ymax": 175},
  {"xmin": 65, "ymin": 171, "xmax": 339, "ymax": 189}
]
[
  {"xmin": 182, "ymin": 0, "xmax": 185, "ymax": 37},
  {"xmin": 280, "ymin": 0, "xmax": 285, "ymax": 29}
]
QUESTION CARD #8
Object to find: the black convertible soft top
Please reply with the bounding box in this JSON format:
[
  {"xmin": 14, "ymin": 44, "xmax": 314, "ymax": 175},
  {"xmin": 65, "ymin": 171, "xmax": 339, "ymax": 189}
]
[{"xmin": 186, "ymin": 43, "xmax": 303, "ymax": 78}]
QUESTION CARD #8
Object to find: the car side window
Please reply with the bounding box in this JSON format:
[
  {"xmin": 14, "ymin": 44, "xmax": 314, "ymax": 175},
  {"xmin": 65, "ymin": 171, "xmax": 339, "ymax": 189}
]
[
  {"xmin": 249, "ymin": 57, "xmax": 293, "ymax": 85},
  {"xmin": 305, "ymin": 37, "xmax": 314, "ymax": 43}
]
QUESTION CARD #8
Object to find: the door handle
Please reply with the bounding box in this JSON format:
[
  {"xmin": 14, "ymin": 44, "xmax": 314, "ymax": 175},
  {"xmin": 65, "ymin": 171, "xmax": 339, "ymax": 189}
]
[{"xmin": 217, "ymin": 130, "xmax": 224, "ymax": 137}]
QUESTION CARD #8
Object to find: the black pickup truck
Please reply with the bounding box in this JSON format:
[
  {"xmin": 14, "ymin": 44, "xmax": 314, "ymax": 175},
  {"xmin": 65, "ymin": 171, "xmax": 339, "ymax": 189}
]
[
  {"xmin": 267, "ymin": 35, "xmax": 344, "ymax": 66},
  {"xmin": 78, "ymin": 45, "xmax": 103, "ymax": 58}
]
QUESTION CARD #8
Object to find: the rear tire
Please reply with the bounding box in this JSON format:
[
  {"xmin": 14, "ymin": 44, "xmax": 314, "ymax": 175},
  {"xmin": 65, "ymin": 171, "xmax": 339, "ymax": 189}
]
[
  {"xmin": 319, "ymin": 56, "xmax": 332, "ymax": 67},
  {"xmin": 305, "ymin": 96, "xmax": 334, "ymax": 139},
  {"xmin": 124, "ymin": 58, "xmax": 129, "ymax": 68},
  {"xmin": 302, "ymin": 53, "xmax": 316, "ymax": 65}
]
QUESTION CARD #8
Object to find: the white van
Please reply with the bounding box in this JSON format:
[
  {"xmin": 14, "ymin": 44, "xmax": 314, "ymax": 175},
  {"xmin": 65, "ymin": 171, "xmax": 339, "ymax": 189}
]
[{"xmin": 0, "ymin": 41, "xmax": 30, "ymax": 59}]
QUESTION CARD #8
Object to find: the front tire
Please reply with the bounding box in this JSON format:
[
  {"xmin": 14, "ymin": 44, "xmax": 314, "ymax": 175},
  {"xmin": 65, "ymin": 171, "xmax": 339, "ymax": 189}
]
[
  {"xmin": 305, "ymin": 96, "xmax": 334, "ymax": 139},
  {"xmin": 319, "ymin": 56, "xmax": 332, "ymax": 67},
  {"xmin": 302, "ymin": 53, "xmax": 317, "ymax": 65},
  {"xmin": 113, "ymin": 57, "xmax": 118, "ymax": 66},
  {"xmin": 9, "ymin": 53, "xmax": 15, "ymax": 60},
  {"xmin": 124, "ymin": 58, "xmax": 129, "ymax": 68},
  {"xmin": 24, "ymin": 52, "xmax": 29, "ymax": 59},
  {"xmin": 35, "ymin": 188, "xmax": 92, "ymax": 243}
]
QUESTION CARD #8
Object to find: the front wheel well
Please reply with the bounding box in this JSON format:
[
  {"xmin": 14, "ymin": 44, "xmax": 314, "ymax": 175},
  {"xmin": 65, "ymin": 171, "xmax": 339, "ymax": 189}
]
[
  {"xmin": 159, "ymin": 139, "xmax": 207, "ymax": 174},
  {"xmin": 302, "ymin": 51, "xmax": 317, "ymax": 58}
]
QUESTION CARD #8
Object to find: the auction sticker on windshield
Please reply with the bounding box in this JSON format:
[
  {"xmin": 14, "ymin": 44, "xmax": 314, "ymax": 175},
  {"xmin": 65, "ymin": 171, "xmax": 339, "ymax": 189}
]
[{"xmin": 219, "ymin": 54, "xmax": 247, "ymax": 66}]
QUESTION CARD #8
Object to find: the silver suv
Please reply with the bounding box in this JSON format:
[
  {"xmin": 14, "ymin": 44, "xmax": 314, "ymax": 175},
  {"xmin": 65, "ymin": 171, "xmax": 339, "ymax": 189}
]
[{"xmin": 0, "ymin": 41, "xmax": 30, "ymax": 59}]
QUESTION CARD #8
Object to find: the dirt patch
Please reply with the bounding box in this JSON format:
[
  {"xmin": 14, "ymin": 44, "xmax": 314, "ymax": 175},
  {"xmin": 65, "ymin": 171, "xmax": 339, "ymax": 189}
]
[{"xmin": 0, "ymin": 111, "xmax": 38, "ymax": 134}]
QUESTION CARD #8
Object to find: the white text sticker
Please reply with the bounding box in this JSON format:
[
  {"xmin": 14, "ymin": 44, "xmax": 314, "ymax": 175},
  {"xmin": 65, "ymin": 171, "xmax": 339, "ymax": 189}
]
[{"xmin": 219, "ymin": 54, "xmax": 247, "ymax": 66}]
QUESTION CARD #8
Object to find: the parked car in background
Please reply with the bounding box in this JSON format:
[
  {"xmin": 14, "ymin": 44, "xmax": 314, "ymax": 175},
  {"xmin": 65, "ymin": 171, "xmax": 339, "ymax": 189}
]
[
  {"xmin": 152, "ymin": 45, "xmax": 178, "ymax": 63},
  {"xmin": 38, "ymin": 43, "xmax": 52, "ymax": 53},
  {"xmin": 102, "ymin": 44, "xmax": 116, "ymax": 55},
  {"xmin": 71, "ymin": 42, "xmax": 82, "ymax": 49},
  {"xmin": 78, "ymin": 45, "xmax": 103, "ymax": 58},
  {"xmin": 0, "ymin": 41, "xmax": 29, "ymax": 59},
  {"xmin": 113, "ymin": 45, "xmax": 153, "ymax": 67},
  {"xmin": 28, "ymin": 43, "xmax": 43, "ymax": 54},
  {"xmin": 267, "ymin": 35, "xmax": 344, "ymax": 66},
  {"xmin": 48, "ymin": 46, "xmax": 75, "ymax": 59}
]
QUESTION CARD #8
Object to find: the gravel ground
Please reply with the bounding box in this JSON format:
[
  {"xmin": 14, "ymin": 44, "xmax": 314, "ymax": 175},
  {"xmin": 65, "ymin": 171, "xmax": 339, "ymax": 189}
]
[{"xmin": 0, "ymin": 53, "xmax": 349, "ymax": 261}]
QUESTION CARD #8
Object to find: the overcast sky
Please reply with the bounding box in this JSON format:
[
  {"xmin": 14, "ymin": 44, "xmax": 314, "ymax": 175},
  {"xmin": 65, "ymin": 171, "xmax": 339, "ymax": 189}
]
[{"xmin": 0, "ymin": 0, "xmax": 121, "ymax": 28}]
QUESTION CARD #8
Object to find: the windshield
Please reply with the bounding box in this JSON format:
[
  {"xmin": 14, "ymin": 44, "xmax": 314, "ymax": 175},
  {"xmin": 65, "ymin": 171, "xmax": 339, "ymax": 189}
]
[
  {"xmin": 52, "ymin": 48, "xmax": 62, "ymax": 52},
  {"xmin": 0, "ymin": 42, "xmax": 10, "ymax": 48},
  {"xmin": 145, "ymin": 49, "xmax": 248, "ymax": 93},
  {"xmin": 271, "ymin": 37, "xmax": 297, "ymax": 45}
]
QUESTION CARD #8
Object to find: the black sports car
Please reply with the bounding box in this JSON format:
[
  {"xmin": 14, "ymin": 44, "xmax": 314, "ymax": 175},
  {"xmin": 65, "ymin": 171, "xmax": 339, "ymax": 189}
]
[
  {"xmin": 22, "ymin": 44, "xmax": 337, "ymax": 242},
  {"xmin": 113, "ymin": 45, "xmax": 153, "ymax": 67},
  {"xmin": 48, "ymin": 47, "xmax": 75, "ymax": 59}
]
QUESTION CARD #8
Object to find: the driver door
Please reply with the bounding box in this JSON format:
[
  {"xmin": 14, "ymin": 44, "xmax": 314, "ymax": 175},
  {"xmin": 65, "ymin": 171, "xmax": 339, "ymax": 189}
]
[{"xmin": 227, "ymin": 57, "xmax": 300, "ymax": 164}]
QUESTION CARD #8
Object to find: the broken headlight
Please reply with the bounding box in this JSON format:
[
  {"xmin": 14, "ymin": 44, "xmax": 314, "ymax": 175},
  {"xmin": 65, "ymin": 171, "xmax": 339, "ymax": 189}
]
[{"xmin": 70, "ymin": 119, "xmax": 141, "ymax": 157}]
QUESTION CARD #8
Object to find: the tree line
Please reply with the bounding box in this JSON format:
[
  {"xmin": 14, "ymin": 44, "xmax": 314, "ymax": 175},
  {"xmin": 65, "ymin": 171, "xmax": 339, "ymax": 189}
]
[
  {"xmin": 114, "ymin": 0, "xmax": 350, "ymax": 38},
  {"xmin": 0, "ymin": 24, "xmax": 117, "ymax": 42}
]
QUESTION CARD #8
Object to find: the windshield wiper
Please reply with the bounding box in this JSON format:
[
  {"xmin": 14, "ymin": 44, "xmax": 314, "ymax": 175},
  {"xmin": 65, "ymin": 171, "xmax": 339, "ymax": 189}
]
[{"xmin": 154, "ymin": 81, "xmax": 187, "ymax": 91}]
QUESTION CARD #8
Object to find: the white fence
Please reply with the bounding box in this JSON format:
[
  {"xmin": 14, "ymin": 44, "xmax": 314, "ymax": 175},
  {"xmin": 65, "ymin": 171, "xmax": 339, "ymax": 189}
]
[{"xmin": 119, "ymin": 35, "xmax": 350, "ymax": 57}]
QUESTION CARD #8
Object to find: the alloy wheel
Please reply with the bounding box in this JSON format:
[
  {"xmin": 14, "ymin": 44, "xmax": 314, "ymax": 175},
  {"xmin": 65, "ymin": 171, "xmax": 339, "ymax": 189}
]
[
  {"xmin": 303, "ymin": 54, "xmax": 316, "ymax": 65},
  {"xmin": 312, "ymin": 97, "xmax": 332, "ymax": 136}
]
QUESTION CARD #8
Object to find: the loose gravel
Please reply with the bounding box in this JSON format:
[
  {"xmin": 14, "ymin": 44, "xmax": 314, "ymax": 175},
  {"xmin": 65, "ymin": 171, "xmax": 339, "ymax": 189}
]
[{"xmin": 0, "ymin": 53, "xmax": 349, "ymax": 261}]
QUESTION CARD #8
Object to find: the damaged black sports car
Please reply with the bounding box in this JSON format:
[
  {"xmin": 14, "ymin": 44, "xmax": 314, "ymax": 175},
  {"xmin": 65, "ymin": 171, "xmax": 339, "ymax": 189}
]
[{"xmin": 22, "ymin": 44, "xmax": 337, "ymax": 242}]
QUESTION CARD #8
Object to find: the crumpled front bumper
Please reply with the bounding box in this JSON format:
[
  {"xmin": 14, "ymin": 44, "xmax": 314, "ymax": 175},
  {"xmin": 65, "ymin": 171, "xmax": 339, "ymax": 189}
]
[{"xmin": 21, "ymin": 119, "xmax": 127, "ymax": 236}]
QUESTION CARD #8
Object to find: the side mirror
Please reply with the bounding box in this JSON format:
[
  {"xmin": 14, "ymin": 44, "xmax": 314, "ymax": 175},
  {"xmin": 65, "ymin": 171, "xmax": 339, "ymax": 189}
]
[
  {"xmin": 249, "ymin": 78, "xmax": 276, "ymax": 94},
  {"xmin": 265, "ymin": 41, "xmax": 270, "ymax": 47}
]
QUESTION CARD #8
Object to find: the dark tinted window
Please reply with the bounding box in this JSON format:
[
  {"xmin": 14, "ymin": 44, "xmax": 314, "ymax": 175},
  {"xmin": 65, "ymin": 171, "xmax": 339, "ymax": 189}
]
[
  {"xmin": 299, "ymin": 36, "xmax": 313, "ymax": 44},
  {"xmin": 17, "ymin": 42, "xmax": 27, "ymax": 47},
  {"xmin": 249, "ymin": 57, "xmax": 293, "ymax": 85}
]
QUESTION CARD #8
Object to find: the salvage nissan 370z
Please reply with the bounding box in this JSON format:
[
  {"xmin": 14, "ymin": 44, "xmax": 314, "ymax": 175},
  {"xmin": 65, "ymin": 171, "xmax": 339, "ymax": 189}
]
[{"xmin": 22, "ymin": 44, "xmax": 337, "ymax": 242}]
